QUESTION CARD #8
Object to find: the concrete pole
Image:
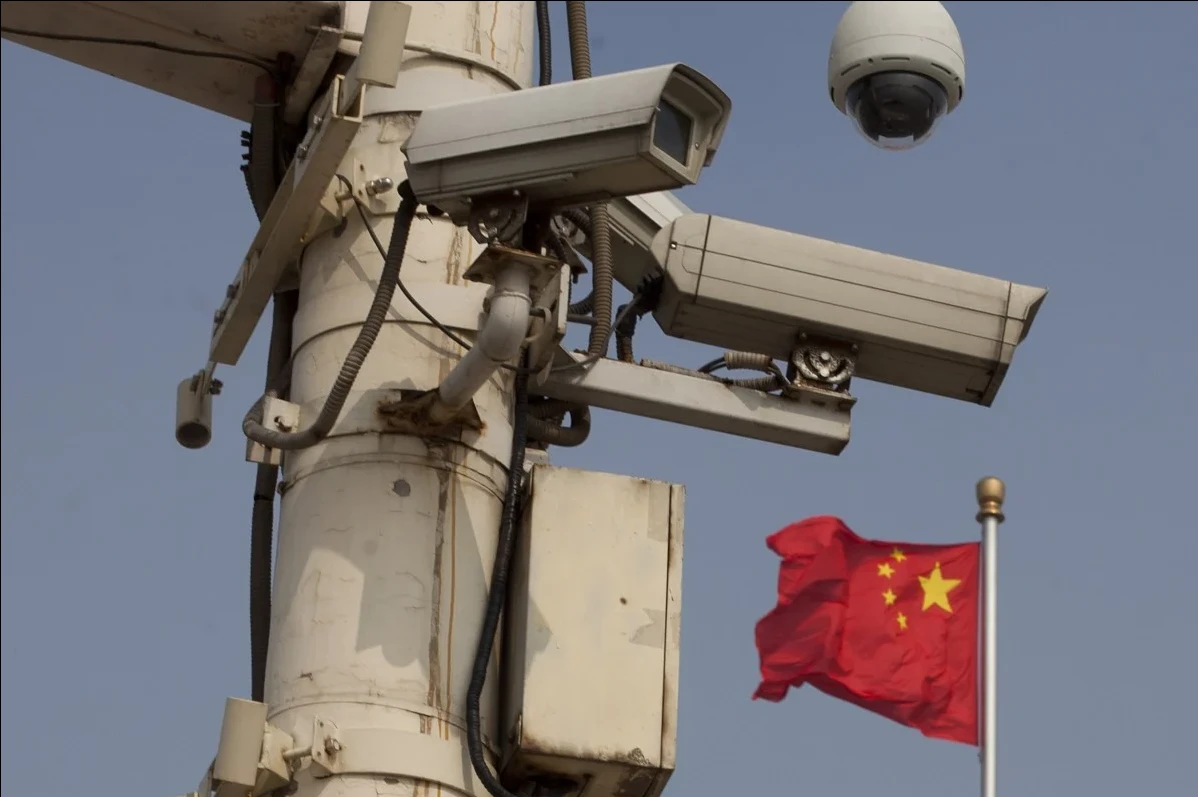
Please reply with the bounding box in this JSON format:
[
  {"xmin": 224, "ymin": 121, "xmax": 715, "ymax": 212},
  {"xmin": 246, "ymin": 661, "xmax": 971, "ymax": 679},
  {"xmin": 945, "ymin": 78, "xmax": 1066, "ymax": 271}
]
[{"xmin": 263, "ymin": 4, "xmax": 535, "ymax": 796}]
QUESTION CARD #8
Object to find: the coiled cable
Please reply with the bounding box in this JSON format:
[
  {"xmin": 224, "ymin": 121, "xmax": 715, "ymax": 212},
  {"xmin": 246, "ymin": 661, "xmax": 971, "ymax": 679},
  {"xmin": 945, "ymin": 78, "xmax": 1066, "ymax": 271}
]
[
  {"xmin": 527, "ymin": 399, "xmax": 591, "ymax": 448},
  {"xmin": 535, "ymin": 1, "xmax": 552, "ymax": 87}
]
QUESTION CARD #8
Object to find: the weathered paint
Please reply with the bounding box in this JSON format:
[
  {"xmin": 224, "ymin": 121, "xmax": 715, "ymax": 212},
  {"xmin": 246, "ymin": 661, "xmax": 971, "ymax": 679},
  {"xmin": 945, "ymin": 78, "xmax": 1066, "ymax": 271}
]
[
  {"xmin": 500, "ymin": 466, "xmax": 685, "ymax": 797},
  {"xmin": 264, "ymin": 5, "xmax": 535, "ymax": 796}
]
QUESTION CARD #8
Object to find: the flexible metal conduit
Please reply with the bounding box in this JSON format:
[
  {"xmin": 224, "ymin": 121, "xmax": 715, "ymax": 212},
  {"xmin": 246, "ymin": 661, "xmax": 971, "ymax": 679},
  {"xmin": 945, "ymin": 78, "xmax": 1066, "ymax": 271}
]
[{"xmin": 565, "ymin": 1, "xmax": 615, "ymax": 358}]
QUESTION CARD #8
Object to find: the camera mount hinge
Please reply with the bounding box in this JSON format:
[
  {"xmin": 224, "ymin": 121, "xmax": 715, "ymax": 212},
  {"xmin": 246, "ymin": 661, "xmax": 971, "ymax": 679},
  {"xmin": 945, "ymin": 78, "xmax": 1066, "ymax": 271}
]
[
  {"xmin": 466, "ymin": 191, "xmax": 531, "ymax": 245},
  {"xmin": 782, "ymin": 332, "xmax": 858, "ymax": 413}
]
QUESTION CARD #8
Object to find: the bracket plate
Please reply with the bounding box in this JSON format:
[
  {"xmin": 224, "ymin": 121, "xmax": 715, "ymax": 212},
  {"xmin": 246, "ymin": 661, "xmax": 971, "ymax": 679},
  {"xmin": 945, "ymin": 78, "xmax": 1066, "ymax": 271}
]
[
  {"xmin": 308, "ymin": 716, "xmax": 484, "ymax": 793},
  {"xmin": 209, "ymin": 73, "xmax": 364, "ymax": 366}
]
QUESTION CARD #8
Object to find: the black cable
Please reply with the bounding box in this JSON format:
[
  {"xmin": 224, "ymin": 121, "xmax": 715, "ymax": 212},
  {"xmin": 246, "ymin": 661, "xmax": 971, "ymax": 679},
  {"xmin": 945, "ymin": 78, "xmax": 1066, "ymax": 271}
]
[
  {"xmin": 242, "ymin": 182, "xmax": 419, "ymax": 451},
  {"xmin": 535, "ymin": 1, "xmax": 552, "ymax": 87},
  {"xmin": 561, "ymin": 208, "xmax": 593, "ymax": 238},
  {"xmin": 466, "ymin": 349, "xmax": 532, "ymax": 797},
  {"xmin": 527, "ymin": 399, "xmax": 590, "ymax": 447},
  {"xmin": 615, "ymin": 303, "xmax": 638, "ymax": 363},
  {"xmin": 249, "ymin": 289, "xmax": 297, "ymax": 703},
  {"xmin": 241, "ymin": 62, "xmax": 287, "ymax": 703},
  {"xmin": 0, "ymin": 26, "xmax": 277, "ymax": 74},
  {"xmin": 698, "ymin": 357, "xmax": 727, "ymax": 374},
  {"xmin": 343, "ymin": 182, "xmax": 484, "ymax": 357},
  {"xmin": 343, "ymin": 178, "xmax": 638, "ymax": 379}
]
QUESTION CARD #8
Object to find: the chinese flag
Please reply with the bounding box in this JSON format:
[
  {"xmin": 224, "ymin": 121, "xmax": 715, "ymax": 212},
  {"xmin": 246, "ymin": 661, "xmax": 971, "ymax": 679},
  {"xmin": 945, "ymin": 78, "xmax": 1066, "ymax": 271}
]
[{"xmin": 753, "ymin": 515, "xmax": 980, "ymax": 746}]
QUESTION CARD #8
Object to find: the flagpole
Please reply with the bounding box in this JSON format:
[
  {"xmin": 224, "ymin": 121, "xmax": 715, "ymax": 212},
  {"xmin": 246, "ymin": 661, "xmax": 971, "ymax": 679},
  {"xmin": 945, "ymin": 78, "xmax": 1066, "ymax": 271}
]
[{"xmin": 976, "ymin": 476, "xmax": 1005, "ymax": 797}]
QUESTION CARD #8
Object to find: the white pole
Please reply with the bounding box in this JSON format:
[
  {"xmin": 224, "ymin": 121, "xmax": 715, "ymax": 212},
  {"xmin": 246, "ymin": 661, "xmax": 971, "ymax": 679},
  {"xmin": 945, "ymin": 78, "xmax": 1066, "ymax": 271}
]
[
  {"xmin": 976, "ymin": 476, "xmax": 1005, "ymax": 797},
  {"xmin": 264, "ymin": 4, "xmax": 535, "ymax": 796}
]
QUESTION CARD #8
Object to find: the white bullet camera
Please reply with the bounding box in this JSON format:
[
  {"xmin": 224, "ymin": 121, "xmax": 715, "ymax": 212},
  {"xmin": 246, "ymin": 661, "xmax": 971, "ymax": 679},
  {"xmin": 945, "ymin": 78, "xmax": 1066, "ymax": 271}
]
[
  {"xmin": 649, "ymin": 213, "xmax": 1046, "ymax": 406},
  {"xmin": 402, "ymin": 63, "xmax": 731, "ymax": 224},
  {"xmin": 828, "ymin": 1, "xmax": 966, "ymax": 151}
]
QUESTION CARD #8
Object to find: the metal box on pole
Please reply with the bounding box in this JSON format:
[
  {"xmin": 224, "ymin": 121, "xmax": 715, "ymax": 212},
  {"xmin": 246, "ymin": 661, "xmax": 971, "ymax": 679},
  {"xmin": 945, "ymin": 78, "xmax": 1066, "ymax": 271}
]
[{"xmin": 500, "ymin": 465, "xmax": 685, "ymax": 797}]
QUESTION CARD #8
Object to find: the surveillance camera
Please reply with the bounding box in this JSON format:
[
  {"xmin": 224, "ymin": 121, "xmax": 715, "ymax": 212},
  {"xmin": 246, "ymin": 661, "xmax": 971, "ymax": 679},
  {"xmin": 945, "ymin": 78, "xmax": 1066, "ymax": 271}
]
[
  {"xmin": 650, "ymin": 214, "xmax": 1047, "ymax": 406},
  {"xmin": 828, "ymin": 1, "xmax": 965, "ymax": 151},
  {"xmin": 176, "ymin": 376, "xmax": 213, "ymax": 449},
  {"xmin": 402, "ymin": 63, "xmax": 731, "ymax": 224}
]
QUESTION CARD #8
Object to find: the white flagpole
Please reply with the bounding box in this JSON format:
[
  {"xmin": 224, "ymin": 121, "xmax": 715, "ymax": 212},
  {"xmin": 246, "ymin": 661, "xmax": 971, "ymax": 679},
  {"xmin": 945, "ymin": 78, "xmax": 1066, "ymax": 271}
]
[{"xmin": 976, "ymin": 477, "xmax": 1005, "ymax": 797}]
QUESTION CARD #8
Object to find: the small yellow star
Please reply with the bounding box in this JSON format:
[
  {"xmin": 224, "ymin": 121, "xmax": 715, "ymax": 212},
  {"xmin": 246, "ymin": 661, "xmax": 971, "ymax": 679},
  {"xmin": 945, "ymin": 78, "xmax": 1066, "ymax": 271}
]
[
  {"xmin": 918, "ymin": 562, "xmax": 962, "ymax": 614},
  {"xmin": 877, "ymin": 562, "xmax": 895, "ymax": 578},
  {"xmin": 896, "ymin": 612, "xmax": 908, "ymax": 631},
  {"xmin": 882, "ymin": 588, "xmax": 897, "ymax": 606},
  {"xmin": 891, "ymin": 547, "xmax": 907, "ymax": 563}
]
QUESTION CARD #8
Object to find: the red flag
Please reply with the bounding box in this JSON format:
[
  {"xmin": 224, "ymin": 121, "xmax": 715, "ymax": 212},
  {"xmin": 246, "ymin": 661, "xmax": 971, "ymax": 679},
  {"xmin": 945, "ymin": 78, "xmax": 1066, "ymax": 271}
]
[{"xmin": 753, "ymin": 515, "xmax": 980, "ymax": 746}]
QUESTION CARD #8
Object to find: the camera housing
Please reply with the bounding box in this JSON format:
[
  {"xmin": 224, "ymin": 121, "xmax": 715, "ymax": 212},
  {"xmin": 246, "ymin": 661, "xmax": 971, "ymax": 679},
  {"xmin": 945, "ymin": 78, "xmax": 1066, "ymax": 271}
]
[
  {"xmin": 650, "ymin": 213, "xmax": 1047, "ymax": 406},
  {"xmin": 176, "ymin": 375, "xmax": 213, "ymax": 450},
  {"xmin": 828, "ymin": 1, "xmax": 965, "ymax": 151},
  {"xmin": 402, "ymin": 63, "xmax": 731, "ymax": 222}
]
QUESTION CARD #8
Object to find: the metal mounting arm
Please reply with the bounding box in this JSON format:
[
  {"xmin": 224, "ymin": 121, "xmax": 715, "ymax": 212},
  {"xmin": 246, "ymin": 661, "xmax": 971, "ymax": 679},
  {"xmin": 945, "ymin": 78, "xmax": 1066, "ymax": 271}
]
[{"xmin": 534, "ymin": 350, "xmax": 852, "ymax": 455}]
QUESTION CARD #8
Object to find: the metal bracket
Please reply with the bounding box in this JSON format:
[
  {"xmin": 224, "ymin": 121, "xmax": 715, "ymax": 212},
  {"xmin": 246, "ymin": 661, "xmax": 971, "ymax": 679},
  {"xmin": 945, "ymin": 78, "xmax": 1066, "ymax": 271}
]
[
  {"xmin": 463, "ymin": 244, "xmax": 564, "ymax": 295},
  {"xmin": 283, "ymin": 24, "xmax": 344, "ymax": 126},
  {"xmin": 246, "ymin": 397, "xmax": 301, "ymax": 466},
  {"xmin": 529, "ymin": 264, "xmax": 571, "ymax": 381},
  {"xmin": 376, "ymin": 388, "xmax": 486, "ymax": 435},
  {"xmin": 305, "ymin": 716, "xmax": 485, "ymax": 793},
  {"xmin": 467, "ymin": 244, "xmax": 568, "ymax": 385},
  {"xmin": 466, "ymin": 192, "xmax": 530, "ymax": 245},
  {"xmin": 782, "ymin": 332, "xmax": 858, "ymax": 411},
  {"xmin": 535, "ymin": 350, "xmax": 852, "ymax": 455},
  {"xmin": 344, "ymin": 157, "xmax": 402, "ymax": 215},
  {"xmin": 209, "ymin": 72, "xmax": 365, "ymax": 367}
]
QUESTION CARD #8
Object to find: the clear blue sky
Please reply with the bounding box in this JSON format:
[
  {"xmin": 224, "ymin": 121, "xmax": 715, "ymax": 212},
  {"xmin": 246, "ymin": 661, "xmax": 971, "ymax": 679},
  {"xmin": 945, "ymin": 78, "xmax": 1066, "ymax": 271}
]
[{"xmin": 2, "ymin": 2, "xmax": 1196, "ymax": 796}]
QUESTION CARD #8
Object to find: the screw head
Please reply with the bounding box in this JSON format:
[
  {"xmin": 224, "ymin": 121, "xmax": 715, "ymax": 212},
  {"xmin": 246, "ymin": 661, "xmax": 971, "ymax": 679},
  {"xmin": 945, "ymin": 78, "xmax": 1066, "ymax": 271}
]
[{"xmin": 365, "ymin": 177, "xmax": 394, "ymax": 196}]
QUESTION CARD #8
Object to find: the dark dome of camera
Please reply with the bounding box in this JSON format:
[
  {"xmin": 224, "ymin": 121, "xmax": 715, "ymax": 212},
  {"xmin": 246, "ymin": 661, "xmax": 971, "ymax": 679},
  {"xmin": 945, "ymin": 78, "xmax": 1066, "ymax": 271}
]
[{"xmin": 846, "ymin": 72, "xmax": 948, "ymax": 149}]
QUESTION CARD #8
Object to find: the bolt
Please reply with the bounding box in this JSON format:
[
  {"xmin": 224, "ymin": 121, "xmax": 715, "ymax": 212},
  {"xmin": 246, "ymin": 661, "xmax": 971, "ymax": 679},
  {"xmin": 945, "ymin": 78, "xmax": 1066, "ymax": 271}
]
[
  {"xmin": 296, "ymin": 144, "xmax": 309, "ymax": 161},
  {"xmin": 366, "ymin": 177, "xmax": 394, "ymax": 196},
  {"xmin": 311, "ymin": 113, "xmax": 324, "ymax": 129},
  {"xmin": 819, "ymin": 351, "xmax": 832, "ymax": 362}
]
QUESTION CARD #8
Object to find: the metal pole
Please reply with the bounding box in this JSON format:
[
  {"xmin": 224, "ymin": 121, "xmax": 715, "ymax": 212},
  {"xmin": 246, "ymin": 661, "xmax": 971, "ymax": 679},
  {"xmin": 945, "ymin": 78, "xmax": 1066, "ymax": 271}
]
[
  {"xmin": 976, "ymin": 476, "xmax": 1005, "ymax": 797},
  {"xmin": 263, "ymin": 5, "xmax": 535, "ymax": 796}
]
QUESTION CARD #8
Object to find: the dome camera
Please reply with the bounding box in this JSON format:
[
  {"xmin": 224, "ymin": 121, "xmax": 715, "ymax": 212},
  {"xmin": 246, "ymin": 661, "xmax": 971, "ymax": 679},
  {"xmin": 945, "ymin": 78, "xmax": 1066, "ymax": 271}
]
[{"xmin": 828, "ymin": 1, "xmax": 965, "ymax": 151}]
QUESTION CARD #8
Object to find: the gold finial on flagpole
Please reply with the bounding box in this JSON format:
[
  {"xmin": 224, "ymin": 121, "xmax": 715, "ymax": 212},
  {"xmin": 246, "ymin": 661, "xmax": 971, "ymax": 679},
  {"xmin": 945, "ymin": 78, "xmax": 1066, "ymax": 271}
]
[{"xmin": 976, "ymin": 476, "xmax": 1006, "ymax": 523}]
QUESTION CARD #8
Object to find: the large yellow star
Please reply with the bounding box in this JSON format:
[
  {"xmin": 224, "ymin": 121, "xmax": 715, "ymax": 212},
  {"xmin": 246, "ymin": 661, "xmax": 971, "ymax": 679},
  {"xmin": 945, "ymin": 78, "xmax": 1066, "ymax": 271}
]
[{"xmin": 918, "ymin": 562, "xmax": 961, "ymax": 614}]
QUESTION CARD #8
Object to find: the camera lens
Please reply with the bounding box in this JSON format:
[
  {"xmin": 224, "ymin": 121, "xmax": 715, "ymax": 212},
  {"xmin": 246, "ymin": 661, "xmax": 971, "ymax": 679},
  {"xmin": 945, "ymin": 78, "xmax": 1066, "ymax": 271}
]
[
  {"xmin": 846, "ymin": 72, "xmax": 949, "ymax": 151},
  {"xmin": 175, "ymin": 420, "xmax": 211, "ymax": 449}
]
